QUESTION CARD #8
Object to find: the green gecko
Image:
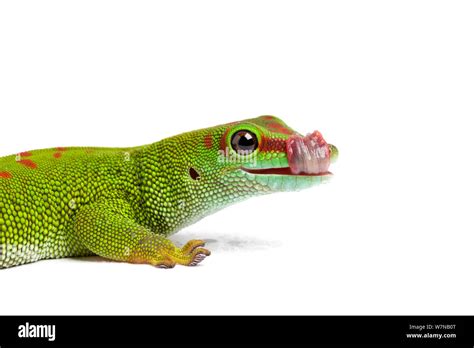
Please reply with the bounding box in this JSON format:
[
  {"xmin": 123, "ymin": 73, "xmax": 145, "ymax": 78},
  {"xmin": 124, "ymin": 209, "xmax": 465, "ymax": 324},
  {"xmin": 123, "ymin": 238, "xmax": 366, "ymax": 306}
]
[{"xmin": 0, "ymin": 116, "xmax": 338, "ymax": 269}]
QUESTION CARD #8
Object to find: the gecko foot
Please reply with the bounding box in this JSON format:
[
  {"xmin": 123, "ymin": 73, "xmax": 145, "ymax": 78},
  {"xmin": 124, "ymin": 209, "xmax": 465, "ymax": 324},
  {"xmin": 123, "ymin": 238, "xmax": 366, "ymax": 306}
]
[
  {"xmin": 181, "ymin": 239, "xmax": 206, "ymax": 254},
  {"xmin": 150, "ymin": 240, "xmax": 211, "ymax": 268},
  {"xmin": 180, "ymin": 240, "xmax": 211, "ymax": 266}
]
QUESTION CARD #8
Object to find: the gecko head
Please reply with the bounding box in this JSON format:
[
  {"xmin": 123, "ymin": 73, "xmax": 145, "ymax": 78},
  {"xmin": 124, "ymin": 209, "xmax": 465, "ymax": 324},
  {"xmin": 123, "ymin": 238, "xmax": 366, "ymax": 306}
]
[
  {"xmin": 214, "ymin": 115, "xmax": 338, "ymax": 192},
  {"xmin": 143, "ymin": 115, "xmax": 337, "ymax": 231}
]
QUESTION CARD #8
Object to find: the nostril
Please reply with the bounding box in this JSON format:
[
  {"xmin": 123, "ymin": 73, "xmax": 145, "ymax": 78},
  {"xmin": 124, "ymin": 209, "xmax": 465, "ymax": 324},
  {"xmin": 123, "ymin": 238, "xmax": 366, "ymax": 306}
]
[{"xmin": 189, "ymin": 167, "xmax": 201, "ymax": 180}]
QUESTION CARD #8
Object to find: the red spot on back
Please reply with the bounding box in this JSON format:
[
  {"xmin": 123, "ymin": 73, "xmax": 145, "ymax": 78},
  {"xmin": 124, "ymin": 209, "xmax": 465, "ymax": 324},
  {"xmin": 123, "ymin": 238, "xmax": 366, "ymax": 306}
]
[
  {"xmin": 203, "ymin": 134, "xmax": 213, "ymax": 149},
  {"xmin": 20, "ymin": 151, "xmax": 32, "ymax": 157},
  {"xmin": 0, "ymin": 171, "xmax": 12, "ymax": 179},
  {"xmin": 18, "ymin": 159, "xmax": 37, "ymax": 169},
  {"xmin": 56, "ymin": 147, "xmax": 67, "ymax": 151},
  {"xmin": 53, "ymin": 152, "xmax": 62, "ymax": 159}
]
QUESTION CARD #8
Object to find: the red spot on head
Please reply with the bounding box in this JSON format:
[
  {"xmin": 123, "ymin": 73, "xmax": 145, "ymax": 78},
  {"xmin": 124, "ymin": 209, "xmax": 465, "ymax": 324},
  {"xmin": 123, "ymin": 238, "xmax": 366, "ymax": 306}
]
[
  {"xmin": 220, "ymin": 126, "xmax": 232, "ymax": 151},
  {"xmin": 203, "ymin": 134, "xmax": 213, "ymax": 149},
  {"xmin": 18, "ymin": 159, "xmax": 37, "ymax": 169},
  {"xmin": 260, "ymin": 135, "xmax": 287, "ymax": 152},
  {"xmin": 56, "ymin": 147, "xmax": 67, "ymax": 152},
  {"xmin": 53, "ymin": 152, "xmax": 62, "ymax": 159},
  {"xmin": 0, "ymin": 171, "xmax": 13, "ymax": 179},
  {"xmin": 20, "ymin": 151, "xmax": 32, "ymax": 157}
]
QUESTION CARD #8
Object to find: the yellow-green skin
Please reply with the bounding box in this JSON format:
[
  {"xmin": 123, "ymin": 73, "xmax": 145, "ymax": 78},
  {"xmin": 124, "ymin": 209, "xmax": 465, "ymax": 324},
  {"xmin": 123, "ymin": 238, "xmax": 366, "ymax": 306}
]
[{"xmin": 0, "ymin": 116, "xmax": 336, "ymax": 268}]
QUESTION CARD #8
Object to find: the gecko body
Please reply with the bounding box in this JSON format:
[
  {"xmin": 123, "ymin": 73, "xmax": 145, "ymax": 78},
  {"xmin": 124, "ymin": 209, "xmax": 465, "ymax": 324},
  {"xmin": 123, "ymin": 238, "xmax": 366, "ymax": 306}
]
[{"xmin": 0, "ymin": 116, "xmax": 337, "ymax": 268}]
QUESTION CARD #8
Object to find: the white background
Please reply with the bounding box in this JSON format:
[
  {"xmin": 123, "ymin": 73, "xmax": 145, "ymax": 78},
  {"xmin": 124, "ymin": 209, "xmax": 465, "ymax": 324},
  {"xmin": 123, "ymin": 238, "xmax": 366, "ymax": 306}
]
[{"xmin": 0, "ymin": 0, "xmax": 473, "ymax": 315}]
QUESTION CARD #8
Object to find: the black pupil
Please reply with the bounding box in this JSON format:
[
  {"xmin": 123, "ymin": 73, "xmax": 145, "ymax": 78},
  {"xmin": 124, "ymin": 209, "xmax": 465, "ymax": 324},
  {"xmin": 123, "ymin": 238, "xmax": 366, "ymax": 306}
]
[{"xmin": 231, "ymin": 131, "xmax": 258, "ymax": 154}]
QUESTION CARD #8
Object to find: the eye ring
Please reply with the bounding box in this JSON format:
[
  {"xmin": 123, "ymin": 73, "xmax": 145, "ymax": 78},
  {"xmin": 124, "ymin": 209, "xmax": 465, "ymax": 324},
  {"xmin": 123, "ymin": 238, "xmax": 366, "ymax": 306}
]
[{"xmin": 230, "ymin": 130, "xmax": 259, "ymax": 155}]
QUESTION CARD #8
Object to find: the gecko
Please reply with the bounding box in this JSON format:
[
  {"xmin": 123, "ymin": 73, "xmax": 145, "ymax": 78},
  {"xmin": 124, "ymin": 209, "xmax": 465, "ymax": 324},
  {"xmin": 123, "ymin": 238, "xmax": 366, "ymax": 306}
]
[{"xmin": 0, "ymin": 116, "xmax": 338, "ymax": 268}]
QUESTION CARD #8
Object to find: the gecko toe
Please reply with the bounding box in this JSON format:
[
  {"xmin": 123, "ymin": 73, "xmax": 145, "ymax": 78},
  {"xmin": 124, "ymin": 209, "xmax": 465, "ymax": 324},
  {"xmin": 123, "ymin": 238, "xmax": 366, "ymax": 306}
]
[{"xmin": 181, "ymin": 239, "xmax": 206, "ymax": 255}]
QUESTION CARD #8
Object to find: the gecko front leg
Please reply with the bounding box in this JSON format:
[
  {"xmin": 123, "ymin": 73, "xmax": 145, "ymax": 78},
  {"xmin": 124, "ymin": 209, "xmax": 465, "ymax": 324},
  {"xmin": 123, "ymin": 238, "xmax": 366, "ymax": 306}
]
[{"xmin": 74, "ymin": 199, "xmax": 210, "ymax": 268}]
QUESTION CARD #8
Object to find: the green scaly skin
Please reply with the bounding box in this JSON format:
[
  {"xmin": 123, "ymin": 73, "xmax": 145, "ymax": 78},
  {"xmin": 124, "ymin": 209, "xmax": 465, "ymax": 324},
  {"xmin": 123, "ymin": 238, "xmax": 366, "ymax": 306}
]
[{"xmin": 0, "ymin": 116, "xmax": 337, "ymax": 268}]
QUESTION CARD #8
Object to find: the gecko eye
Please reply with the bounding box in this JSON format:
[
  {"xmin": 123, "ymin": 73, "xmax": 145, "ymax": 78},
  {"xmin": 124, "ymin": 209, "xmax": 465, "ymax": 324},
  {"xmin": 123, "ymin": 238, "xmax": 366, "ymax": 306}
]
[{"xmin": 231, "ymin": 130, "xmax": 259, "ymax": 155}]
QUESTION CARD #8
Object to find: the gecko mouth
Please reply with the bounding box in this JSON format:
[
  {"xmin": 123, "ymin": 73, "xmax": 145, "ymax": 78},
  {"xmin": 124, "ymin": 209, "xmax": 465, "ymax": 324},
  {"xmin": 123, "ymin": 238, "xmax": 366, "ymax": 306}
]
[
  {"xmin": 242, "ymin": 131, "xmax": 336, "ymax": 177},
  {"xmin": 242, "ymin": 167, "xmax": 332, "ymax": 176}
]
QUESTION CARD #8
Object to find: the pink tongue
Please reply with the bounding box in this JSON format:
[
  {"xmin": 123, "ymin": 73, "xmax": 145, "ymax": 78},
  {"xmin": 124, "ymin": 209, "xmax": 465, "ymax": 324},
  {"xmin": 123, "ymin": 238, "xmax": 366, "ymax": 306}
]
[{"xmin": 287, "ymin": 131, "xmax": 330, "ymax": 175}]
